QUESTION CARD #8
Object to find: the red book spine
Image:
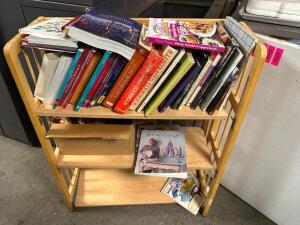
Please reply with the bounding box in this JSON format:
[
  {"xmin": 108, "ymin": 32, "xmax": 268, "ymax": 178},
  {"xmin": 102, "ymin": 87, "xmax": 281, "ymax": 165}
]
[
  {"xmin": 114, "ymin": 49, "xmax": 163, "ymax": 114},
  {"xmin": 102, "ymin": 44, "xmax": 150, "ymax": 108},
  {"xmin": 57, "ymin": 48, "xmax": 90, "ymax": 106},
  {"xmin": 61, "ymin": 49, "xmax": 95, "ymax": 108},
  {"xmin": 82, "ymin": 57, "xmax": 114, "ymax": 107}
]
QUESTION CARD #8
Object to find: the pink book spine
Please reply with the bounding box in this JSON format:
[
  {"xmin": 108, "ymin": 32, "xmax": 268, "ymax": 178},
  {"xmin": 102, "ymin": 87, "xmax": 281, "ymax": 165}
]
[{"xmin": 147, "ymin": 37, "xmax": 225, "ymax": 53}]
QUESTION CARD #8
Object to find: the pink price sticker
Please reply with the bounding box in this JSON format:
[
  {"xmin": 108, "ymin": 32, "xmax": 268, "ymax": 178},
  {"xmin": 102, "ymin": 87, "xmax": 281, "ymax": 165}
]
[
  {"xmin": 271, "ymin": 48, "xmax": 284, "ymax": 66},
  {"xmin": 266, "ymin": 45, "xmax": 276, "ymax": 63}
]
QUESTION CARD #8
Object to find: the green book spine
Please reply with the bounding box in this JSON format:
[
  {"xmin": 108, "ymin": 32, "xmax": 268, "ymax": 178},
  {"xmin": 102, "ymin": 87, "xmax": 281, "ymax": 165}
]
[{"xmin": 144, "ymin": 52, "xmax": 195, "ymax": 116}]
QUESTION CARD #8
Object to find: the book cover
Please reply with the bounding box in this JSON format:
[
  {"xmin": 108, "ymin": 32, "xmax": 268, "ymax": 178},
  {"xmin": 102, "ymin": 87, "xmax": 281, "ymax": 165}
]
[
  {"xmin": 147, "ymin": 18, "xmax": 225, "ymax": 52},
  {"xmin": 161, "ymin": 172, "xmax": 203, "ymax": 215},
  {"xmin": 144, "ymin": 52, "xmax": 194, "ymax": 116},
  {"xmin": 134, "ymin": 129, "xmax": 187, "ymax": 178},
  {"xmin": 114, "ymin": 48, "xmax": 163, "ymax": 114},
  {"xmin": 96, "ymin": 56, "xmax": 128, "ymax": 105},
  {"xmin": 69, "ymin": 51, "xmax": 102, "ymax": 104},
  {"xmin": 129, "ymin": 45, "xmax": 178, "ymax": 111},
  {"xmin": 68, "ymin": 9, "xmax": 142, "ymax": 59},
  {"xmin": 34, "ymin": 52, "xmax": 62, "ymax": 102},
  {"xmin": 158, "ymin": 58, "xmax": 201, "ymax": 112},
  {"xmin": 89, "ymin": 54, "xmax": 119, "ymax": 107},
  {"xmin": 102, "ymin": 25, "xmax": 152, "ymax": 108},
  {"xmin": 44, "ymin": 55, "xmax": 73, "ymax": 105},
  {"xmin": 136, "ymin": 49, "xmax": 186, "ymax": 112},
  {"xmin": 83, "ymin": 52, "xmax": 114, "ymax": 107},
  {"xmin": 74, "ymin": 50, "xmax": 112, "ymax": 111},
  {"xmin": 54, "ymin": 48, "xmax": 82, "ymax": 107},
  {"xmin": 200, "ymin": 49, "xmax": 243, "ymax": 111},
  {"xmin": 185, "ymin": 53, "xmax": 220, "ymax": 107},
  {"xmin": 58, "ymin": 48, "xmax": 93, "ymax": 107}
]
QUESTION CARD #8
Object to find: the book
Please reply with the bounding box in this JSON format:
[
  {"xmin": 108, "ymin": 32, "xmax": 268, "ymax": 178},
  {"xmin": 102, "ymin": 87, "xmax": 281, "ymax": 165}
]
[
  {"xmin": 67, "ymin": 9, "xmax": 142, "ymax": 60},
  {"xmin": 34, "ymin": 52, "xmax": 62, "ymax": 102},
  {"xmin": 89, "ymin": 54, "xmax": 119, "ymax": 107},
  {"xmin": 54, "ymin": 48, "xmax": 83, "ymax": 107},
  {"xmin": 74, "ymin": 51, "xmax": 112, "ymax": 111},
  {"xmin": 57, "ymin": 48, "xmax": 92, "ymax": 107},
  {"xmin": 96, "ymin": 56, "xmax": 128, "ymax": 105},
  {"xmin": 159, "ymin": 57, "xmax": 202, "ymax": 112},
  {"xmin": 172, "ymin": 52, "xmax": 209, "ymax": 110},
  {"xmin": 136, "ymin": 49, "xmax": 186, "ymax": 112},
  {"xmin": 102, "ymin": 25, "xmax": 152, "ymax": 108},
  {"xmin": 185, "ymin": 53, "xmax": 221, "ymax": 107},
  {"xmin": 43, "ymin": 55, "xmax": 73, "ymax": 105},
  {"xmin": 114, "ymin": 47, "xmax": 164, "ymax": 114},
  {"xmin": 199, "ymin": 49, "xmax": 243, "ymax": 111},
  {"xmin": 129, "ymin": 45, "xmax": 178, "ymax": 111},
  {"xmin": 134, "ymin": 129, "xmax": 187, "ymax": 178},
  {"xmin": 83, "ymin": 52, "xmax": 114, "ymax": 107},
  {"xmin": 147, "ymin": 18, "xmax": 225, "ymax": 52},
  {"xmin": 161, "ymin": 172, "xmax": 203, "ymax": 215},
  {"xmin": 144, "ymin": 52, "xmax": 194, "ymax": 116}
]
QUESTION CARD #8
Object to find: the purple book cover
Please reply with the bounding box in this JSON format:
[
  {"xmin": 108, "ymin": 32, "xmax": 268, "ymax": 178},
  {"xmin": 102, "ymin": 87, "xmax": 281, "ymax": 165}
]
[
  {"xmin": 158, "ymin": 59, "xmax": 202, "ymax": 112},
  {"xmin": 147, "ymin": 18, "xmax": 225, "ymax": 53}
]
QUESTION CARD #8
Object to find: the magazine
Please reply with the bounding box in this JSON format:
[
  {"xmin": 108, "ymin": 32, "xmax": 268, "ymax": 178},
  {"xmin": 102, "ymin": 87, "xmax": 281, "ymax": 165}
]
[
  {"xmin": 134, "ymin": 128, "xmax": 187, "ymax": 178},
  {"xmin": 147, "ymin": 18, "xmax": 225, "ymax": 52},
  {"xmin": 161, "ymin": 172, "xmax": 203, "ymax": 215}
]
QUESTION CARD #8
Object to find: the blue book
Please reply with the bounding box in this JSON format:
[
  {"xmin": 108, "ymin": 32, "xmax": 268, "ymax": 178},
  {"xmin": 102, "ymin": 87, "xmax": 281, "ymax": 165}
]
[
  {"xmin": 74, "ymin": 50, "xmax": 112, "ymax": 111},
  {"xmin": 158, "ymin": 59, "xmax": 201, "ymax": 113},
  {"xmin": 53, "ymin": 48, "xmax": 82, "ymax": 108}
]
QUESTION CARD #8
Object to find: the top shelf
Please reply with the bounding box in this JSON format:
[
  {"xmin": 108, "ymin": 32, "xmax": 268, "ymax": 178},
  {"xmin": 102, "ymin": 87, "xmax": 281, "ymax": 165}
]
[{"xmin": 36, "ymin": 103, "xmax": 228, "ymax": 120}]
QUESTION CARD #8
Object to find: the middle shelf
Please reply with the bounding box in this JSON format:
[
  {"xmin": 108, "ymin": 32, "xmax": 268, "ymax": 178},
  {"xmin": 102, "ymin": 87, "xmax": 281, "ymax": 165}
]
[{"xmin": 48, "ymin": 124, "xmax": 213, "ymax": 170}]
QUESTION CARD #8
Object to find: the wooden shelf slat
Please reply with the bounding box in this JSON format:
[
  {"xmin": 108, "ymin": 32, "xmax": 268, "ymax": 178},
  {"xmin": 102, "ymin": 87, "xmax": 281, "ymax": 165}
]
[
  {"xmin": 75, "ymin": 169, "xmax": 174, "ymax": 207},
  {"xmin": 56, "ymin": 127, "xmax": 212, "ymax": 169},
  {"xmin": 46, "ymin": 123, "xmax": 131, "ymax": 139},
  {"xmin": 36, "ymin": 104, "xmax": 227, "ymax": 120}
]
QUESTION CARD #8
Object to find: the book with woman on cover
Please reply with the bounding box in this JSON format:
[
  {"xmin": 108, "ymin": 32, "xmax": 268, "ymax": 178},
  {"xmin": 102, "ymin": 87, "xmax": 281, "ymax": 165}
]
[{"xmin": 134, "ymin": 128, "xmax": 187, "ymax": 178}]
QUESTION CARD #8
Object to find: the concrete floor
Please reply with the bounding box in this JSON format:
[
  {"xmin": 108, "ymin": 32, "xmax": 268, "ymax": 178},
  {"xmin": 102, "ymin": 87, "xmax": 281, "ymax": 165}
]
[{"xmin": 0, "ymin": 135, "xmax": 275, "ymax": 225}]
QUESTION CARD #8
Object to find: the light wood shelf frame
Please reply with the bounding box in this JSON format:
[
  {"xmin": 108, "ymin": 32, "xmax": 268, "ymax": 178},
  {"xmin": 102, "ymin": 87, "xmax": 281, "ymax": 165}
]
[{"xmin": 4, "ymin": 17, "xmax": 266, "ymax": 216}]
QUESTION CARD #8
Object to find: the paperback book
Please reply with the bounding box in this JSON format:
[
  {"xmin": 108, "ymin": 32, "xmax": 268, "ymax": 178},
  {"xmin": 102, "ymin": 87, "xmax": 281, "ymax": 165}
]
[{"xmin": 134, "ymin": 129, "xmax": 187, "ymax": 178}]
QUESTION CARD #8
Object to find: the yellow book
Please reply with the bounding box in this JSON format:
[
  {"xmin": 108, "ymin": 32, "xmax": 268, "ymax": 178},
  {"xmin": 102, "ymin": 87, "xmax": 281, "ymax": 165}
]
[{"xmin": 144, "ymin": 52, "xmax": 195, "ymax": 116}]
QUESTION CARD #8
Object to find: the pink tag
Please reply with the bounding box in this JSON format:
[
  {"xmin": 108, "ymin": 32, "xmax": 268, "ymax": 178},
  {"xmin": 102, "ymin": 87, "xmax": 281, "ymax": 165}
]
[
  {"xmin": 266, "ymin": 45, "xmax": 275, "ymax": 63},
  {"xmin": 271, "ymin": 48, "xmax": 284, "ymax": 66}
]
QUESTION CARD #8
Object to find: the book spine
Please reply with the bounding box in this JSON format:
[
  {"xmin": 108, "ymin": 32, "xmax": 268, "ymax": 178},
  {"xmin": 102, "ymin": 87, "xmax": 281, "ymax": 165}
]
[
  {"xmin": 89, "ymin": 55, "xmax": 119, "ymax": 106},
  {"xmin": 61, "ymin": 49, "xmax": 94, "ymax": 108},
  {"xmin": 96, "ymin": 57, "xmax": 127, "ymax": 105},
  {"xmin": 74, "ymin": 51, "xmax": 111, "ymax": 111},
  {"xmin": 102, "ymin": 44, "xmax": 150, "ymax": 108},
  {"xmin": 83, "ymin": 53, "xmax": 113, "ymax": 107},
  {"xmin": 129, "ymin": 46, "xmax": 177, "ymax": 111},
  {"xmin": 114, "ymin": 50, "xmax": 163, "ymax": 114},
  {"xmin": 57, "ymin": 48, "xmax": 89, "ymax": 106},
  {"xmin": 147, "ymin": 37, "xmax": 225, "ymax": 53},
  {"xmin": 54, "ymin": 48, "xmax": 82, "ymax": 107}
]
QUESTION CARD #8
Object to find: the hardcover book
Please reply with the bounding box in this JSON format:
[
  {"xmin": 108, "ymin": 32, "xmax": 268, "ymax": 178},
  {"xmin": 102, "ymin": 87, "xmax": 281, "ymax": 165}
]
[
  {"xmin": 67, "ymin": 9, "xmax": 142, "ymax": 60},
  {"xmin": 134, "ymin": 129, "xmax": 187, "ymax": 178},
  {"xmin": 129, "ymin": 45, "xmax": 178, "ymax": 111},
  {"xmin": 147, "ymin": 18, "xmax": 225, "ymax": 52},
  {"xmin": 102, "ymin": 25, "xmax": 152, "ymax": 108},
  {"xmin": 114, "ymin": 47, "xmax": 163, "ymax": 114},
  {"xmin": 161, "ymin": 172, "xmax": 203, "ymax": 215},
  {"xmin": 144, "ymin": 51, "xmax": 194, "ymax": 116}
]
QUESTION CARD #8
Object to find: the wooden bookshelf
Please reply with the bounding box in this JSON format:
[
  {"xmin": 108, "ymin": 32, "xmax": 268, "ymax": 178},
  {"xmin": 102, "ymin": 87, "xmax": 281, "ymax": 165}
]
[{"xmin": 4, "ymin": 16, "xmax": 267, "ymax": 216}]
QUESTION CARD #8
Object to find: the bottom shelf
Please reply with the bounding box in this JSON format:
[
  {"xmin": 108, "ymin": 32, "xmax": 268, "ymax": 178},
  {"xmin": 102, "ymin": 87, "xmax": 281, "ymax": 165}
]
[{"xmin": 75, "ymin": 169, "xmax": 174, "ymax": 207}]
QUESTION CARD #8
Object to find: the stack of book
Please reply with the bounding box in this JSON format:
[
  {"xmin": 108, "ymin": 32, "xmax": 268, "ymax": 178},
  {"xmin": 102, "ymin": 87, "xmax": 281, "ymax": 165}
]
[{"xmin": 20, "ymin": 9, "xmax": 256, "ymax": 116}]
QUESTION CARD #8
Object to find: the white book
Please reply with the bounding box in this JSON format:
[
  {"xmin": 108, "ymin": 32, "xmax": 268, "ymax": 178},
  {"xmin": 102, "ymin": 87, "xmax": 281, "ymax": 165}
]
[
  {"xmin": 28, "ymin": 35, "xmax": 78, "ymax": 49},
  {"xmin": 200, "ymin": 49, "xmax": 243, "ymax": 111},
  {"xmin": 43, "ymin": 56, "xmax": 73, "ymax": 105},
  {"xmin": 186, "ymin": 54, "xmax": 222, "ymax": 106},
  {"xmin": 34, "ymin": 53, "xmax": 62, "ymax": 102},
  {"xmin": 134, "ymin": 129, "xmax": 187, "ymax": 178},
  {"xmin": 136, "ymin": 49, "xmax": 186, "ymax": 112}
]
